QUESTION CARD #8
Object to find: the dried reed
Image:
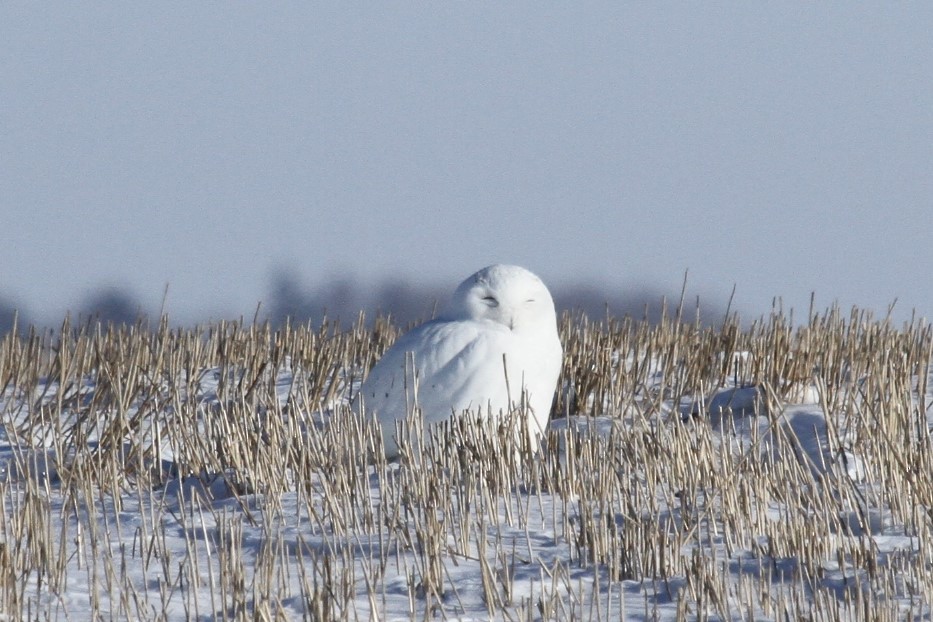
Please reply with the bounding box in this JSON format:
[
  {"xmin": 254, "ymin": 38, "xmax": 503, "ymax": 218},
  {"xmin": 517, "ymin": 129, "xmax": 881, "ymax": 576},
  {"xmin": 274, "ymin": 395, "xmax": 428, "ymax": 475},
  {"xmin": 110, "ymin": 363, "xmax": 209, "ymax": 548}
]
[{"xmin": 0, "ymin": 305, "xmax": 930, "ymax": 620}]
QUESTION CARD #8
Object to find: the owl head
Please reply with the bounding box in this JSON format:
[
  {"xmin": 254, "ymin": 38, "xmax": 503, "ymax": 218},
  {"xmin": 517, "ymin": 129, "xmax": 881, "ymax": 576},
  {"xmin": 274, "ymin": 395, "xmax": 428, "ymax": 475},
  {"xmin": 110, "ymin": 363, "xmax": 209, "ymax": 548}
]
[{"xmin": 445, "ymin": 264, "xmax": 557, "ymax": 333}]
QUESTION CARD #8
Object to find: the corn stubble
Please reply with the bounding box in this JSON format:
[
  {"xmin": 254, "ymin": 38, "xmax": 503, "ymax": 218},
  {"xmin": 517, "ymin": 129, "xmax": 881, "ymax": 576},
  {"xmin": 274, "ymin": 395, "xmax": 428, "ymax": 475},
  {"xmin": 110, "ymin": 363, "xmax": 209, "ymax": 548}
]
[{"xmin": 0, "ymin": 306, "xmax": 931, "ymax": 620}]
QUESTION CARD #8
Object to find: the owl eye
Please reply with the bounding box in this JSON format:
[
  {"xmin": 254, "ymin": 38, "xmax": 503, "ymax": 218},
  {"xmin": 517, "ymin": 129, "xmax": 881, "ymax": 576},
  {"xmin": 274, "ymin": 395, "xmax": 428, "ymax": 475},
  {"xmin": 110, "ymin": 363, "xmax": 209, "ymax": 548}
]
[
  {"xmin": 525, "ymin": 298, "xmax": 536, "ymax": 303},
  {"xmin": 481, "ymin": 295, "xmax": 499, "ymax": 307}
]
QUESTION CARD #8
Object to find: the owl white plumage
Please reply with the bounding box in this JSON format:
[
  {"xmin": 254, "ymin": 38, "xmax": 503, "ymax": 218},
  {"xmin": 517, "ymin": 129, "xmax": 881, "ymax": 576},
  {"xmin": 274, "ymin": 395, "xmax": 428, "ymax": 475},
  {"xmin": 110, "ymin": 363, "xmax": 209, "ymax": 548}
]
[{"xmin": 353, "ymin": 264, "xmax": 563, "ymax": 458}]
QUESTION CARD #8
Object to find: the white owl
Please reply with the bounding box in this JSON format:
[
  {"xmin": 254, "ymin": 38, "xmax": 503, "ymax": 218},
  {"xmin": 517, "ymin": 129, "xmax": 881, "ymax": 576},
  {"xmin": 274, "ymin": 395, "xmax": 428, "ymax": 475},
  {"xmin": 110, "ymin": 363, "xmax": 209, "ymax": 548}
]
[{"xmin": 354, "ymin": 264, "xmax": 563, "ymax": 458}]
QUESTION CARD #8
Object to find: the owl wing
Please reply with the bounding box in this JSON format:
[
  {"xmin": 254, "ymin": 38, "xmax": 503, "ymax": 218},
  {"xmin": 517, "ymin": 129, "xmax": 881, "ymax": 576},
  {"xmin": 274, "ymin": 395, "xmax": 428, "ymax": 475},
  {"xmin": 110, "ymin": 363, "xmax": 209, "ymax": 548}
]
[{"xmin": 355, "ymin": 318, "xmax": 516, "ymax": 426}]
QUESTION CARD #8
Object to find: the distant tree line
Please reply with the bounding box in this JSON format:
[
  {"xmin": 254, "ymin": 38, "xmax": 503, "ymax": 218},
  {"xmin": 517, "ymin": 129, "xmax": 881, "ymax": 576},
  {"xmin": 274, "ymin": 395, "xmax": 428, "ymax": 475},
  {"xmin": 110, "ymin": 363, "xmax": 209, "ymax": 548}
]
[
  {"xmin": 0, "ymin": 271, "xmax": 729, "ymax": 336},
  {"xmin": 265, "ymin": 269, "xmax": 728, "ymax": 328}
]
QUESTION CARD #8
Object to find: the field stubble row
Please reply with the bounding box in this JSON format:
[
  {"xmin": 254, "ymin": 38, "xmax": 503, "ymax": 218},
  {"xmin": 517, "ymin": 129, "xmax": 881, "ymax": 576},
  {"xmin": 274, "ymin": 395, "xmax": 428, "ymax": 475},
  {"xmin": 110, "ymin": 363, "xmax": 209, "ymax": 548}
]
[{"xmin": 0, "ymin": 305, "xmax": 931, "ymax": 620}]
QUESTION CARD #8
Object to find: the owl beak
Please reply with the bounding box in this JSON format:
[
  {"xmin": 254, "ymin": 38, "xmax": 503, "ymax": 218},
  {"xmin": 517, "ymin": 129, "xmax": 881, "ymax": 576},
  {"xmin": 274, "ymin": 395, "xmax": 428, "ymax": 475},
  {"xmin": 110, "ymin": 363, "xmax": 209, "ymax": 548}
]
[{"xmin": 508, "ymin": 316, "xmax": 515, "ymax": 331}]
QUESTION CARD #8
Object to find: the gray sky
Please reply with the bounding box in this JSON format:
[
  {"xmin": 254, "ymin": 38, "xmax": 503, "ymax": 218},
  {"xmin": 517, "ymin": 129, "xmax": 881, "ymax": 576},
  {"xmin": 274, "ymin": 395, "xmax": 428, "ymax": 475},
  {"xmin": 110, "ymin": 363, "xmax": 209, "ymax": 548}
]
[{"xmin": 2, "ymin": 4, "xmax": 932, "ymax": 325}]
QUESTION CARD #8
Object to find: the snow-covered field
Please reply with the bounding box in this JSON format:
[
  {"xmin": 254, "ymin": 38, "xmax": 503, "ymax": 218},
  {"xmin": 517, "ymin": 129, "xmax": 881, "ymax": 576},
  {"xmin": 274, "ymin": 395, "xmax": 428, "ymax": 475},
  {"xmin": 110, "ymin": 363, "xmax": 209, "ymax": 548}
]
[{"xmin": 1, "ymin": 311, "xmax": 932, "ymax": 620}]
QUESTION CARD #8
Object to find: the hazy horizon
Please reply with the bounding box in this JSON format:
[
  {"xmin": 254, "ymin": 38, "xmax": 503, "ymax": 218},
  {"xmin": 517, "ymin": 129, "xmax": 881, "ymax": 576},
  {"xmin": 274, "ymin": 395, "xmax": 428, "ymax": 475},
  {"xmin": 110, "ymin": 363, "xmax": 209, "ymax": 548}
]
[{"xmin": 0, "ymin": 269, "xmax": 739, "ymax": 334}]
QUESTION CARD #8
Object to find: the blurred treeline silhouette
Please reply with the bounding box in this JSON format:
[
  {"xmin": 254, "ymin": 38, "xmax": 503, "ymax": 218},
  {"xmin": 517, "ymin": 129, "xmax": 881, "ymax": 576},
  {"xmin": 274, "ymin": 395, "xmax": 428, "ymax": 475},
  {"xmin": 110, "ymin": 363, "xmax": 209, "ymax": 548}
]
[{"xmin": 0, "ymin": 270, "xmax": 728, "ymax": 335}]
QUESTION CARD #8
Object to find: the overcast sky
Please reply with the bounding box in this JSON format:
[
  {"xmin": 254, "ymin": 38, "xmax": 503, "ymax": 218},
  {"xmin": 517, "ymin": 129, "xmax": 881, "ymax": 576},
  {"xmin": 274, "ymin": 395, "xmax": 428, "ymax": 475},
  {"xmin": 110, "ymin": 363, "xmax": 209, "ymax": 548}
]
[{"xmin": 2, "ymin": 4, "xmax": 931, "ymax": 325}]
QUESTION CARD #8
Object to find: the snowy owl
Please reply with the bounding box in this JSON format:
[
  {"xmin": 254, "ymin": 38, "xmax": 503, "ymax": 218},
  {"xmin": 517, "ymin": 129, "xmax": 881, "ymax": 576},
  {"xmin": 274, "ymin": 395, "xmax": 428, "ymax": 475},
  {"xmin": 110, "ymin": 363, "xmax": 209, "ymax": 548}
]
[{"xmin": 354, "ymin": 264, "xmax": 563, "ymax": 458}]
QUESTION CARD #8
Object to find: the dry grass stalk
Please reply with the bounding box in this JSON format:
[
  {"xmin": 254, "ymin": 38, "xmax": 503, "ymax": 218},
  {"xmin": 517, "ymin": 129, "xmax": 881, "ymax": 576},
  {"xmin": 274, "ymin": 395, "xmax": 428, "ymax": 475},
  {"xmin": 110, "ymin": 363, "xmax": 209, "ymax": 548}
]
[{"xmin": 0, "ymin": 305, "xmax": 930, "ymax": 619}]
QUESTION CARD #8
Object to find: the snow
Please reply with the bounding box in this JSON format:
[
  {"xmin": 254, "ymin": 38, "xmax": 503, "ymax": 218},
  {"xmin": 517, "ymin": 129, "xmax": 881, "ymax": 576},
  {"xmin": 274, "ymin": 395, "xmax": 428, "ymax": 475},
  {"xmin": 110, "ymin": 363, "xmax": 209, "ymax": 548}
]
[{"xmin": 1, "ymin": 343, "xmax": 932, "ymax": 620}]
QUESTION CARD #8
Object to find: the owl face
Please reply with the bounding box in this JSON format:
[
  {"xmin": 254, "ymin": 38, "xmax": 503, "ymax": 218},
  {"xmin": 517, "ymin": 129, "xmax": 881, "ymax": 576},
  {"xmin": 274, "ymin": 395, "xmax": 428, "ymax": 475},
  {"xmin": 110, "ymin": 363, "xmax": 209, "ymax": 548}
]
[{"xmin": 447, "ymin": 265, "xmax": 557, "ymax": 332}]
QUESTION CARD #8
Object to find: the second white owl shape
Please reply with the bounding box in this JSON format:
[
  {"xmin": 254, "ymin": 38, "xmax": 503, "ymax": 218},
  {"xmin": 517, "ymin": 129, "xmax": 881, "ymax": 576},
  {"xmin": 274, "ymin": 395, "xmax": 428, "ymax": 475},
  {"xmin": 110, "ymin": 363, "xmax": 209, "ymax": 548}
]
[{"xmin": 355, "ymin": 264, "xmax": 563, "ymax": 458}]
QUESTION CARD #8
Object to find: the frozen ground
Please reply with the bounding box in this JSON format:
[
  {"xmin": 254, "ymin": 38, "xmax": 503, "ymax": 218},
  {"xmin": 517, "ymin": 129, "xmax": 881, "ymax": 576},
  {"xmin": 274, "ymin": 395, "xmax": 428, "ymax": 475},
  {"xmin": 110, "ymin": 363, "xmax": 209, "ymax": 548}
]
[{"xmin": 1, "ymin": 322, "xmax": 932, "ymax": 620}]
